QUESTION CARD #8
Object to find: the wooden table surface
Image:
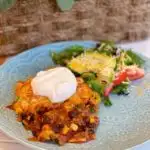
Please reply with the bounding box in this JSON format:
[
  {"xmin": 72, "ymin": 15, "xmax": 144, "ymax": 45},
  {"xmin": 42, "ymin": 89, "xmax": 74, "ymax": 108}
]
[
  {"xmin": 0, "ymin": 39, "xmax": 149, "ymax": 150},
  {"xmin": 0, "ymin": 56, "xmax": 8, "ymax": 65}
]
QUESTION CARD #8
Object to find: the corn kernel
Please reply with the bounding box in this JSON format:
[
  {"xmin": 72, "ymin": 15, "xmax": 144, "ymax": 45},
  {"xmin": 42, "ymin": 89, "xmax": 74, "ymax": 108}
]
[
  {"xmin": 90, "ymin": 116, "xmax": 95, "ymax": 123},
  {"xmin": 16, "ymin": 108, "xmax": 22, "ymax": 114},
  {"xmin": 62, "ymin": 125, "xmax": 70, "ymax": 134},
  {"xmin": 70, "ymin": 123, "xmax": 78, "ymax": 131},
  {"xmin": 42, "ymin": 124, "xmax": 50, "ymax": 130}
]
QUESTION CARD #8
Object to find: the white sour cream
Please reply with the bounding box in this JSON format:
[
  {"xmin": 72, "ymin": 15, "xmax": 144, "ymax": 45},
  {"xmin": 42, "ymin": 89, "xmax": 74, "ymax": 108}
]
[{"xmin": 31, "ymin": 67, "xmax": 77, "ymax": 103}]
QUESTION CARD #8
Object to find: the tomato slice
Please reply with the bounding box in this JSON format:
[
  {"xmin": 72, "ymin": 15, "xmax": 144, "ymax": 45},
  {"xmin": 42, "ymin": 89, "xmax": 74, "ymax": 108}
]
[
  {"xmin": 104, "ymin": 67, "xmax": 145, "ymax": 97},
  {"xmin": 104, "ymin": 71, "xmax": 127, "ymax": 97},
  {"xmin": 125, "ymin": 67, "xmax": 144, "ymax": 81},
  {"xmin": 113, "ymin": 71, "xmax": 127, "ymax": 86},
  {"xmin": 104, "ymin": 83, "xmax": 114, "ymax": 97}
]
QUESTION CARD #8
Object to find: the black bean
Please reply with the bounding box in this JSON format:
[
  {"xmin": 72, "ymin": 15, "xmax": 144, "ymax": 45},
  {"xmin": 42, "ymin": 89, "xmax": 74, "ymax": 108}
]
[
  {"xmin": 68, "ymin": 110, "xmax": 79, "ymax": 119},
  {"xmin": 32, "ymin": 131, "xmax": 37, "ymax": 136},
  {"xmin": 52, "ymin": 124, "xmax": 64, "ymax": 133},
  {"xmin": 21, "ymin": 113, "xmax": 27, "ymax": 120},
  {"xmin": 29, "ymin": 115, "xmax": 34, "ymax": 122},
  {"xmin": 83, "ymin": 116, "xmax": 90, "ymax": 125},
  {"xmin": 88, "ymin": 128, "xmax": 95, "ymax": 134}
]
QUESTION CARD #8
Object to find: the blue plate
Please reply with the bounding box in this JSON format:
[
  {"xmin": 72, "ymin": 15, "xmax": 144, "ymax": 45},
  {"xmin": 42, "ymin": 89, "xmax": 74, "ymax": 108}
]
[{"xmin": 0, "ymin": 41, "xmax": 150, "ymax": 150}]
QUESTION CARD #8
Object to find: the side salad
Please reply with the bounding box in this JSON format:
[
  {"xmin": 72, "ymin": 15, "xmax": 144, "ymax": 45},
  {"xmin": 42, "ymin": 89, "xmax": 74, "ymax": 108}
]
[{"xmin": 51, "ymin": 41, "xmax": 145, "ymax": 106}]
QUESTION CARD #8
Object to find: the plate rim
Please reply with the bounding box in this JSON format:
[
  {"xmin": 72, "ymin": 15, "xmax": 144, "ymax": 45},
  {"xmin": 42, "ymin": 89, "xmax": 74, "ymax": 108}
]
[{"xmin": 0, "ymin": 40, "xmax": 148, "ymax": 150}]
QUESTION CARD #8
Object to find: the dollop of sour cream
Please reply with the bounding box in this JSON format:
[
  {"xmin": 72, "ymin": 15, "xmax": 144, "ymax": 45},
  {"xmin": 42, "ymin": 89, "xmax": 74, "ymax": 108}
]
[{"xmin": 31, "ymin": 67, "xmax": 77, "ymax": 103}]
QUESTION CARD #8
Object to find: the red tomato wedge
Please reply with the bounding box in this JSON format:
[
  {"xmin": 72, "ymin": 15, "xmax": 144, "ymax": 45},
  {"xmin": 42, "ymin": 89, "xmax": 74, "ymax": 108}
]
[
  {"xmin": 104, "ymin": 71, "xmax": 128, "ymax": 96},
  {"xmin": 104, "ymin": 83, "xmax": 114, "ymax": 97},
  {"xmin": 113, "ymin": 71, "xmax": 127, "ymax": 86},
  {"xmin": 125, "ymin": 67, "xmax": 144, "ymax": 81},
  {"xmin": 104, "ymin": 67, "xmax": 145, "ymax": 97}
]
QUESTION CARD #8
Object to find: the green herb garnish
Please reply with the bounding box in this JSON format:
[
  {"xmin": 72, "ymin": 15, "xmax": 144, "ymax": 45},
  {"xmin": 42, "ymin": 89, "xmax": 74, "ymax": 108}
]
[
  {"xmin": 112, "ymin": 82, "xmax": 129, "ymax": 95},
  {"xmin": 16, "ymin": 96, "xmax": 21, "ymax": 101},
  {"xmin": 81, "ymin": 72, "xmax": 97, "ymax": 81},
  {"xmin": 87, "ymin": 80, "xmax": 104, "ymax": 95},
  {"xmin": 90, "ymin": 107, "xmax": 95, "ymax": 113},
  {"xmin": 126, "ymin": 50, "xmax": 145, "ymax": 67},
  {"xmin": 103, "ymin": 96, "xmax": 112, "ymax": 106}
]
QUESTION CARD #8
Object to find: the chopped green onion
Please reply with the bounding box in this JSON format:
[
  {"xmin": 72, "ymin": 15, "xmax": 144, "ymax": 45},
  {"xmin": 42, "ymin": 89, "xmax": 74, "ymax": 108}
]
[{"xmin": 103, "ymin": 97, "xmax": 112, "ymax": 106}]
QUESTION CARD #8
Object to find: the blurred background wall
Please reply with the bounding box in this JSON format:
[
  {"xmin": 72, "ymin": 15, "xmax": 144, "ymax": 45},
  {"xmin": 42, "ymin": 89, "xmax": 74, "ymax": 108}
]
[{"xmin": 0, "ymin": 0, "xmax": 150, "ymax": 55}]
